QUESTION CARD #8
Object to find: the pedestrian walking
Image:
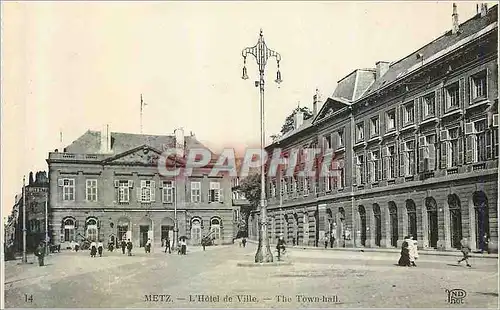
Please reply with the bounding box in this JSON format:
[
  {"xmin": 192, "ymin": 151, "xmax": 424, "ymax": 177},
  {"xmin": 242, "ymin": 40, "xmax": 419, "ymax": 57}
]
[
  {"xmin": 457, "ymin": 238, "xmax": 472, "ymax": 267},
  {"xmin": 164, "ymin": 237, "xmax": 171, "ymax": 254},
  {"xmin": 90, "ymin": 241, "xmax": 97, "ymax": 258},
  {"xmin": 330, "ymin": 235, "xmax": 335, "ymax": 248},
  {"xmin": 398, "ymin": 236, "xmax": 411, "ymax": 267},
  {"xmin": 126, "ymin": 239, "xmax": 133, "ymax": 256},
  {"xmin": 242, "ymin": 237, "xmax": 247, "ymax": 248},
  {"xmin": 180, "ymin": 239, "xmax": 187, "ymax": 255},
  {"xmin": 34, "ymin": 242, "xmax": 45, "ymax": 266},
  {"xmin": 74, "ymin": 240, "xmax": 80, "ymax": 252},
  {"xmin": 97, "ymin": 240, "xmax": 103, "ymax": 257},
  {"xmin": 202, "ymin": 236, "xmax": 207, "ymax": 251},
  {"xmin": 276, "ymin": 234, "xmax": 286, "ymax": 261},
  {"xmin": 405, "ymin": 236, "xmax": 417, "ymax": 267},
  {"xmin": 480, "ymin": 233, "xmax": 489, "ymax": 253},
  {"xmin": 410, "ymin": 236, "xmax": 419, "ymax": 266},
  {"xmin": 324, "ymin": 235, "xmax": 328, "ymax": 249},
  {"xmin": 145, "ymin": 238, "xmax": 152, "ymax": 253},
  {"xmin": 121, "ymin": 240, "xmax": 126, "ymax": 254}
]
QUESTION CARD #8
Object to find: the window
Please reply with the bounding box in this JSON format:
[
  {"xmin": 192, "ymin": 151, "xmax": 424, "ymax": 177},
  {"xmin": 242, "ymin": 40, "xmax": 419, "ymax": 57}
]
[
  {"xmin": 400, "ymin": 140, "xmax": 415, "ymax": 176},
  {"xmin": 337, "ymin": 129, "xmax": 344, "ymax": 148},
  {"xmin": 423, "ymin": 93, "xmax": 436, "ymax": 118},
  {"xmin": 368, "ymin": 150, "xmax": 381, "ymax": 183},
  {"xmin": 303, "ymin": 177, "xmax": 309, "ymax": 196},
  {"xmin": 118, "ymin": 181, "xmax": 130, "ymax": 203},
  {"xmin": 332, "ymin": 159, "xmax": 344, "ymax": 189},
  {"xmin": 471, "ymin": 72, "xmax": 487, "ymax": 100},
  {"xmin": 140, "ymin": 180, "xmax": 155, "ymax": 203},
  {"xmin": 162, "ymin": 180, "xmax": 175, "ymax": 203},
  {"xmin": 63, "ymin": 218, "xmax": 75, "ymax": 242},
  {"xmin": 270, "ymin": 180, "xmax": 276, "ymax": 198},
  {"xmin": 62, "ymin": 179, "xmax": 75, "ymax": 201},
  {"xmin": 280, "ymin": 178, "xmax": 287, "ymax": 197},
  {"xmin": 446, "ymin": 82, "xmax": 460, "ymax": 110},
  {"xmin": 86, "ymin": 179, "xmax": 97, "ymax": 202},
  {"xmin": 209, "ymin": 181, "xmax": 221, "ymax": 202},
  {"xmin": 354, "ymin": 154, "xmax": 365, "ymax": 185},
  {"xmin": 465, "ymin": 120, "xmax": 488, "ymax": 163},
  {"xmin": 448, "ymin": 128, "xmax": 460, "ymax": 167},
  {"xmin": 382, "ymin": 145, "xmax": 397, "ymax": 179},
  {"xmin": 324, "ymin": 135, "xmax": 332, "ymax": 150},
  {"xmin": 418, "ymin": 135, "xmax": 436, "ymax": 172},
  {"xmin": 86, "ymin": 218, "xmax": 98, "ymax": 242},
  {"xmin": 386, "ymin": 110, "xmax": 396, "ymax": 131},
  {"xmin": 191, "ymin": 181, "xmax": 201, "ymax": 203},
  {"xmin": 403, "ymin": 103, "xmax": 415, "ymax": 125},
  {"xmin": 356, "ymin": 122, "xmax": 364, "ymax": 141},
  {"xmin": 370, "ymin": 117, "xmax": 380, "ymax": 137}
]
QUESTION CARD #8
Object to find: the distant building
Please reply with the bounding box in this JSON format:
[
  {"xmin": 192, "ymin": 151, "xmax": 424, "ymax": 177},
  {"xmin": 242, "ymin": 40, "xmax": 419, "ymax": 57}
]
[
  {"xmin": 4, "ymin": 171, "xmax": 49, "ymax": 253},
  {"xmin": 250, "ymin": 4, "xmax": 498, "ymax": 253},
  {"xmin": 46, "ymin": 128, "xmax": 237, "ymax": 250}
]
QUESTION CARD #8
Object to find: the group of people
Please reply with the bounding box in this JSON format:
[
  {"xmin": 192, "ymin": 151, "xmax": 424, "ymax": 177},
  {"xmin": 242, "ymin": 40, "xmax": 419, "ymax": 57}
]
[
  {"xmin": 398, "ymin": 236, "xmax": 419, "ymax": 267},
  {"xmin": 89, "ymin": 241, "xmax": 104, "ymax": 257},
  {"xmin": 163, "ymin": 237, "xmax": 188, "ymax": 254}
]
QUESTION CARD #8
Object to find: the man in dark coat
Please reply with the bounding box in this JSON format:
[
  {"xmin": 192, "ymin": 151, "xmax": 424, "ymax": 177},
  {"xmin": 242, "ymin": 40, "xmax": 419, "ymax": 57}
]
[
  {"xmin": 242, "ymin": 238, "xmax": 247, "ymax": 248},
  {"xmin": 164, "ymin": 237, "xmax": 171, "ymax": 254},
  {"xmin": 121, "ymin": 239, "xmax": 126, "ymax": 254},
  {"xmin": 34, "ymin": 242, "xmax": 45, "ymax": 266},
  {"xmin": 126, "ymin": 239, "xmax": 133, "ymax": 256}
]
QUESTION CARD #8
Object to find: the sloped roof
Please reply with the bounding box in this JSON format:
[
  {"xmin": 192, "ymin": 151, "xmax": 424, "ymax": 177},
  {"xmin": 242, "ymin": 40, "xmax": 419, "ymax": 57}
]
[
  {"xmin": 359, "ymin": 5, "xmax": 498, "ymax": 101},
  {"xmin": 274, "ymin": 117, "xmax": 314, "ymax": 144},
  {"xmin": 65, "ymin": 130, "xmax": 214, "ymax": 156}
]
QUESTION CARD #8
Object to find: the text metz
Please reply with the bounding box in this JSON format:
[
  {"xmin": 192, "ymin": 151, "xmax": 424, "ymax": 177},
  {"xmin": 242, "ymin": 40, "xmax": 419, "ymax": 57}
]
[{"xmin": 144, "ymin": 294, "xmax": 172, "ymax": 302}]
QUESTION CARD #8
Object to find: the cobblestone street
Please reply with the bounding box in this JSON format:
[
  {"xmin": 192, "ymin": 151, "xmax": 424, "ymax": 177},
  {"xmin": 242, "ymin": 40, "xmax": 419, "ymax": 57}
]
[{"xmin": 4, "ymin": 243, "xmax": 498, "ymax": 308}]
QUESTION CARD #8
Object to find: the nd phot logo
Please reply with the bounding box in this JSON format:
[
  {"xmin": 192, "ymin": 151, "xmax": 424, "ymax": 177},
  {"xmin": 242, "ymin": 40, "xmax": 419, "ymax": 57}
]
[{"xmin": 445, "ymin": 289, "xmax": 466, "ymax": 304}]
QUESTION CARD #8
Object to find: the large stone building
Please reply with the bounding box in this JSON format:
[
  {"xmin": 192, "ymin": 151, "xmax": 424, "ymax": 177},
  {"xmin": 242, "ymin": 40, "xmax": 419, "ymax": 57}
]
[
  {"xmin": 249, "ymin": 4, "xmax": 498, "ymax": 253},
  {"xmin": 47, "ymin": 128, "xmax": 237, "ymax": 250}
]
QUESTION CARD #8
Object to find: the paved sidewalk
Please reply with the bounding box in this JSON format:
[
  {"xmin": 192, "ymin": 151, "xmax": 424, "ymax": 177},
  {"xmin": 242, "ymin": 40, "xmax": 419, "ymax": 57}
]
[{"xmin": 245, "ymin": 239, "xmax": 498, "ymax": 259}]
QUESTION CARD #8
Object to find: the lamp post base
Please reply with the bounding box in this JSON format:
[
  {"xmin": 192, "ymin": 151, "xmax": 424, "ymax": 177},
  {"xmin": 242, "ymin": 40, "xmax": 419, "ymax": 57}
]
[{"xmin": 254, "ymin": 241, "xmax": 273, "ymax": 263}]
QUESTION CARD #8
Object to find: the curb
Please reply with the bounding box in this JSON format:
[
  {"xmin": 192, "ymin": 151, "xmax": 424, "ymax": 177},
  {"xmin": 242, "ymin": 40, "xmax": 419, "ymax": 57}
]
[
  {"xmin": 244, "ymin": 239, "xmax": 498, "ymax": 259},
  {"xmin": 236, "ymin": 261, "xmax": 293, "ymax": 267}
]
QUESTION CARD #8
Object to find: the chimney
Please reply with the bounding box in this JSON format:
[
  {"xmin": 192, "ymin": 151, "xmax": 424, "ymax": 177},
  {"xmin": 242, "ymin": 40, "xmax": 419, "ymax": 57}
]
[
  {"xmin": 59, "ymin": 130, "xmax": 64, "ymax": 153},
  {"xmin": 375, "ymin": 61, "xmax": 390, "ymax": 79},
  {"xmin": 100, "ymin": 124, "xmax": 111, "ymax": 153},
  {"xmin": 294, "ymin": 109, "xmax": 304, "ymax": 129},
  {"xmin": 174, "ymin": 128, "xmax": 185, "ymax": 157},
  {"xmin": 313, "ymin": 88, "xmax": 321, "ymax": 117},
  {"xmin": 452, "ymin": 3, "xmax": 459, "ymax": 34},
  {"xmin": 480, "ymin": 3, "xmax": 488, "ymax": 17}
]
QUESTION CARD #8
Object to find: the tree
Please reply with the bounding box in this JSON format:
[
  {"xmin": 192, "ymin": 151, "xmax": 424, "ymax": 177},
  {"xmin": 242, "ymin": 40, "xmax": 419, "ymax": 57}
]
[
  {"xmin": 237, "ymin": 173, "xmax": 273, "ymax": 263},
  {"xmin": 280, "ymin": 107, "xmax": 313, "ymax": 134}
]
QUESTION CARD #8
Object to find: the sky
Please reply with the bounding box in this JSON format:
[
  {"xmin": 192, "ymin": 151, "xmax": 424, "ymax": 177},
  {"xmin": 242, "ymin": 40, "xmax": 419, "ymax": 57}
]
[{"xmin": 1, "ymin": 1, "xmax": 494, "ymax": 217}]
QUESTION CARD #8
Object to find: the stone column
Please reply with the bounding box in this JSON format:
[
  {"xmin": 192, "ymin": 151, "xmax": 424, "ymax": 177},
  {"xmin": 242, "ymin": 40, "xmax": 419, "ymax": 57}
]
[
  {"xmin": 367, "ymin": 205, "xmax": 375, "ymax": 248},
  {"xmin": 468, "ymin": 198, "xmax": 477, "ymax": 251},
  {"xmin": 318, "ymin": 204, "xmax": 327, "ymax": 243},
  {"xmin": 381, "ymin": 205, "xmax": 391, "ymax": 248},
  {"xmin": 420, "ymin": 200, "xmax": 429, "ymax": 249},
  {"xmin": 441, "ymin": 199, "xmax": 451, "ymax": 250}
]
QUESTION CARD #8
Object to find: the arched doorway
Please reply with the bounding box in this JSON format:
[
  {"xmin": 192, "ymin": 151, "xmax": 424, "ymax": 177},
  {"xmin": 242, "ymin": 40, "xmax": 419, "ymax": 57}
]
[
  {"xmin": 373, "ymin": 204, "xmax": 382, "ymax": 246},
  {"xmin": 117, "ymin": 217, "xmax": 130, "ymax": 245},
  {"xmin": 388, "ymin": 202, "xmax": 398, "ymax": 247},
  {"xmin": 302, "ymin": 212, "xmax": 309, "ymax": 246},
  {"xmin": 62, "ymin": 217, "xmax": 76, "ymax": 243},
  {"xmin": 210, "ymin": 217, "xmax": 222, "ymax": 245},
  {"xmin": 326, "ymin": 209, "xmax": 333, "ymax": 246},
  {"xmin": 85, "ymin": 217, "xmax": 99, "ymax": 242},
  {"xmin": 448, "ymin": 194, "xmax": 462, "ymax": 249},
  {"xmin": 283, "ymin": 213, "xmax": 289, "ymax": 242},
  {"xmin": 358, "ymin": 206, "xmax": 367, "ymax": 247},
  {"xmin": 161, "ymin": 217, "xmax": 175, "ymax": 246},
  {"xmin": 425, "ymin": 197, "xmax": 438, "ymax": 248},
  {"xmin": 138, "ymin": 217, "xmax": 153, "ymax": 248},
  {"xmin": 406, "ymin": 200, "xmax": 417, "ymax": 240},
  {"xmin": 314, "ymin": 210, "xmax": 319, "ymax": 247},
  {"xmin": 473, "ymin": 191, "xmax": 490, "ymax": 251},
  {"xmin": 190, "ymin": 218, "xmax": 202, "ymax": 245},
  {"xmin": 338, "ymin": 207, "xmax": 346, "ymax": 247},
  {"xmin": 293, "ymin": 213, "xmax": 299, "ymax": 245}
]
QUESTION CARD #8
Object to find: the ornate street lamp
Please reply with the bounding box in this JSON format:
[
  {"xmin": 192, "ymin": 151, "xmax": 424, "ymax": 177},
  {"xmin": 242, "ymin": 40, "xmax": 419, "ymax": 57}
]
[{"xmin": 241, "ymin": 29, "xmax": 282, "ymax": 263}]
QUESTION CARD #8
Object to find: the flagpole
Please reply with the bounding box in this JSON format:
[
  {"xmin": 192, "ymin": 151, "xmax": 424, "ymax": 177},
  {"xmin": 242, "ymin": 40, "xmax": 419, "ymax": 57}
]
[{"xmin": 140, "ymin": 94, "xmax": 143, "ymax": 134}]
